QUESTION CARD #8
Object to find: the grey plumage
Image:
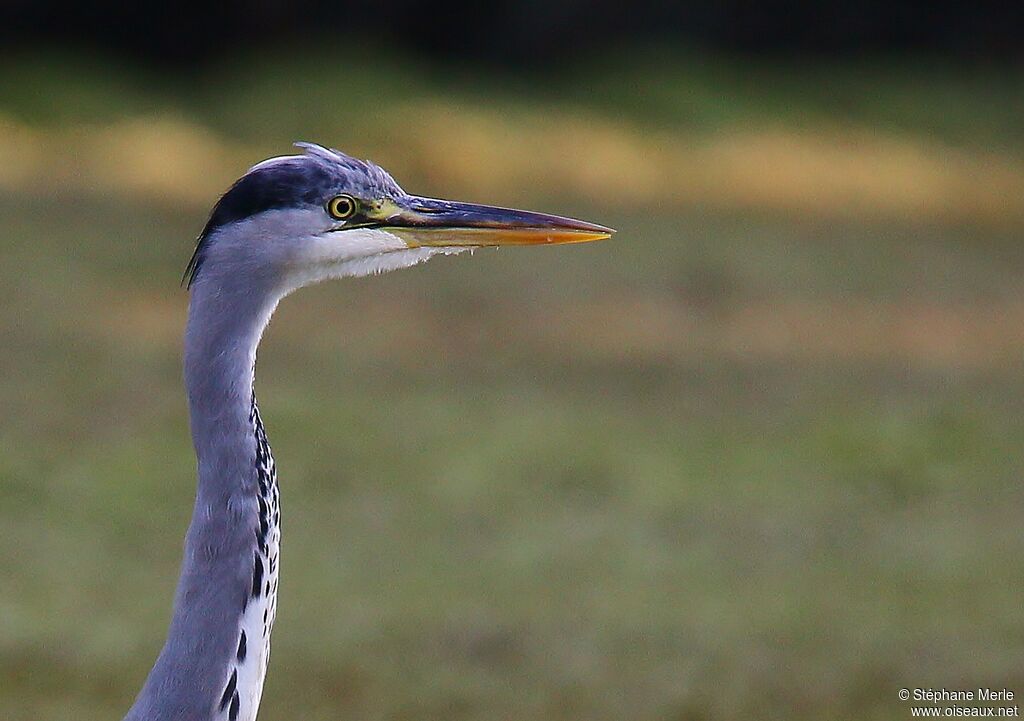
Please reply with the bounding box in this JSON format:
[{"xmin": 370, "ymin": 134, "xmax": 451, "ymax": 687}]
[{"xmin": 125, "ymin": 240, "xmax": 281, "ymax": 721}]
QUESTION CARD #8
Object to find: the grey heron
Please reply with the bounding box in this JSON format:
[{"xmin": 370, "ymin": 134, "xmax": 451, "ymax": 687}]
[{"xmin": 121, "ymin": 142, "xmax": 612, "ymax": 721}]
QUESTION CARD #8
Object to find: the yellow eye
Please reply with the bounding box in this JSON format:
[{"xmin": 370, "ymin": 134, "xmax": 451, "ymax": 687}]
[{"xmin": 327, "ymin": 194, "xmax": 357, "ymax": 220}]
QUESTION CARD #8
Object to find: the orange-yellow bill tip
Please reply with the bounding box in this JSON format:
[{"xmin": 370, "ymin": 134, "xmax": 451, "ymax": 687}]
[{"xmin": 393, "ymin": 226, "xmax": 613, "ymax": 248}]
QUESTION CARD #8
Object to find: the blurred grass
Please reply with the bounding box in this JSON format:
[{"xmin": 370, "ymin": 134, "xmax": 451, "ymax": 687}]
[
  {"xmin": 4, "ymin": 47, "xmax": 1023, "ymax": 151},
  {"xmin": 2, "ymin": 49, "xmax": 1024, "ymax": 223},
  {"xmin": 1, "ymin": 51, "xmax": 1024, "ymax": 721}
]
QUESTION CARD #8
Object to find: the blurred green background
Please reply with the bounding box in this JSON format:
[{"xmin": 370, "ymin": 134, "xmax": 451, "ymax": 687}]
[{"xmin": 2, "ymin": 36, "xmax": 1024, "ymax": 721}]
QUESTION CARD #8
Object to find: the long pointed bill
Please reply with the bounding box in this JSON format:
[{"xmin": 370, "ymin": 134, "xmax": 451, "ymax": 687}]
[{"xmin": 381, "ymin": 196, "xmax": 614, "ymax": 247}]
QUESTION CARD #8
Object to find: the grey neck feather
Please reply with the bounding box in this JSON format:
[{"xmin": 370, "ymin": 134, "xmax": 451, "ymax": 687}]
[{"xmin": 123, "ymin": 242, "xmax": 285, "ymax": 721}]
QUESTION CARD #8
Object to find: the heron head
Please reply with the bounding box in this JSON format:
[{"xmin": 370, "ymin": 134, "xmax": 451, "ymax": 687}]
[{"xmin": 184, "ymin": 142, "xmax": 612, "ymax": 294}]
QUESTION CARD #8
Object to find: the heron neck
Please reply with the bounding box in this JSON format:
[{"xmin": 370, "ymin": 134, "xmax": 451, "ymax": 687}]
[
  {"xmin": 184, "ymin": 275, "xmax": 282, "ymax": 462},
  {"xmin": 124, "ymin": 275, "xmax": 283, "ymax": 721}
]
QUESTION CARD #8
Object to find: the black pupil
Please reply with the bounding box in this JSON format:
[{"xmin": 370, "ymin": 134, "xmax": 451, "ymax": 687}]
[{"xmin": 335, "ymin": 198, "xmax": 351, "ymax": 216}]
